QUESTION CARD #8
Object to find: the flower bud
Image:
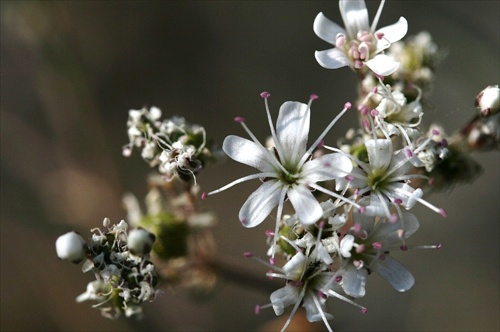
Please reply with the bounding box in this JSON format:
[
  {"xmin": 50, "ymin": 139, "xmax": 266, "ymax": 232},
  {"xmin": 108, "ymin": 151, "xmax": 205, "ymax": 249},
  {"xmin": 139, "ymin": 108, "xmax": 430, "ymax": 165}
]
[
  {"xmin": 127, "ymin": 227, "xmax": 156, "ymax": 256},
  {"xmin": 56, "ymin": 231, "xmax": 87, "ymax": 263},
  {"xmin": 475, "ymin": 85, "xmax": 500, "ymax": 116}
]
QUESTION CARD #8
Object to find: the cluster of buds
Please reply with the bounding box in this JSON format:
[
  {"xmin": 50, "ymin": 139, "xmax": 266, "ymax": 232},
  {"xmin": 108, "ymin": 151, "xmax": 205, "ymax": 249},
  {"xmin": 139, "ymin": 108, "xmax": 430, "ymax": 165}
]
[
  {"xmin": 385, "ymin": 31, "xmax": 443, "ymax": 94},
  {"xmin": 56, "ymin": 218, "xmax": 159, "ymax": 319},
  {"xmin": 123, "ymin": 106, "xmax": 220, "ymax": 183}
]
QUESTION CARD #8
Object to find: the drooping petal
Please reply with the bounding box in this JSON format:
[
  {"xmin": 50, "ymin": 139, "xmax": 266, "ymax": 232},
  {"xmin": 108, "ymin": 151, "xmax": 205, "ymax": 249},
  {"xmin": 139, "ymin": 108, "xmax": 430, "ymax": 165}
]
[
  {"xmin": 315, "ymin": 48, "xmax": 352, "ymax": 69},
  {"xmin": 365, "ymin": 54, "xmax": 400, "ymax": 76},
  {"xmin": 270, "ymin": 284, "xmax": 301, "ymax": 316},
  {"xmin": 303, "ymin": 292, "xmax": 334, "ymax": 322},
  {"xmin": 313, "ymin": 12, "xmax": 346, "ymax": 44},
  {"xmin": 370, "ymin": 255, "xmax": 415, "ymax": 292},
  {"xmin": 301, "ymin": 153, "xmax": 353, "ymax": 182},
  {"xmin": 399, "ymin": 211, "xmax": 420, "ymax": 238},
  {"xmin": 352, "ymin": 211, "xmax": 376, "ymax": 234},
  {"xmin": 287, "ymin": 185, "xmax": 323, "ymax": 225},
  {"xmin": 276, "ymin": 101, "xmax": 310, "ymax": 165},
  {"xmin": 365, "ymin": 139, "xmax": 393, "ymax": 171},
  {"xmin": 238, "ymin": 180, "xmax": 282, "ymax": 228},
  {"xmin": 376, "ymin": 17, "xmax": 408, "ymax": 44},
  {"xmin": 339, "ymin": 0, "xmax": 369, "ymax": 39},
  {"xmin": 223, "ymin": 135, "xmax": 275, "ymax": 172},
  {"xmin": 342, "ymin": 264, "xmax": 367, "ymax": 298}
]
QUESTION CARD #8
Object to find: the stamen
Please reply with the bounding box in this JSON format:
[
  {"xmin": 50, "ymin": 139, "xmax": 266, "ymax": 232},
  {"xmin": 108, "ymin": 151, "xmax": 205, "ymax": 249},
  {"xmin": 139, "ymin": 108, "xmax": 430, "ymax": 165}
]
[
  {"xmin": 270, "ymin": 187, "xmax": 289, "ymax": 263},
  {"xmin": 245, "ymin": 252, "xmax": 285, "ymax": 273},
  {"xmin": 309, "ymin": 183, "xmax": 362, "ymax": 209},
  {"xmin": 205, "ymin": 172, "xmax": 277, "ymax": 196},
  {"xmin": 280, "ymin": 285, "xmax": 308, "ymax": 332},
  {"xmin": 297, "ymin": 102, "xmax": 352, "ymax": 169},
  {"xmin": 260, "ymin": 91, "xmax": 270, "ymax": 99},
  {"xmin": 335, "ymin": 33, "xmax": 346, "ymax": 47},
  {"xmin": 312, "ymin": 293, "xmax": 334, "ymax": 332},
  {"xmin": 325, "ymin": 289, "xmax": 367, "ymax": 312}
]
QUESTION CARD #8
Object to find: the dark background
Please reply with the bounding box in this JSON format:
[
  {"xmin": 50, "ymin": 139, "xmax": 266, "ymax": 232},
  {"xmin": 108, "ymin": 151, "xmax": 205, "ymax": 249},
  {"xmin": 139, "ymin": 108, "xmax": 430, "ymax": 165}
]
[{"xmin": 1, "ymin": 1, "xmax": 499, "ymax": 331}]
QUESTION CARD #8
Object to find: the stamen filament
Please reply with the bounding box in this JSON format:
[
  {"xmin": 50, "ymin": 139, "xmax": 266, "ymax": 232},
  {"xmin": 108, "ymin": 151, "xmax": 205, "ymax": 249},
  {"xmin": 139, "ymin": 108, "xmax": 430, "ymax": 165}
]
[
  {"xmin": 206, "ymin": 173, "xmax": 277, "ymax": 196},
  {"xmin": 297, "ymin": 103, "xmax": 351, "ymax": 170}
]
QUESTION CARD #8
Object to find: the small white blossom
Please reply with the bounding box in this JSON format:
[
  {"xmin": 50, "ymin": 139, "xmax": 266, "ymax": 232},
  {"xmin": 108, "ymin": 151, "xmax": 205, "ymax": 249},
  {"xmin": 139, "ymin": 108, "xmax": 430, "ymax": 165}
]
[
  {"xmin": 55, "ymin": 231, "xmax": 87, "ymax": 263},
  {"xmin": 476, "ymin": 85, "xmax": 500, "ymax": 116},
  {"xmin": 338, "ymin": 211, "xmax": 426, "ymax": 295},
  {"xmin": 127, "ymin": 227, "xmax": 156, "ymax": 256},
  {"xmin": 314, "ymin": 0, "xmax": 408, "ymax": 76}
]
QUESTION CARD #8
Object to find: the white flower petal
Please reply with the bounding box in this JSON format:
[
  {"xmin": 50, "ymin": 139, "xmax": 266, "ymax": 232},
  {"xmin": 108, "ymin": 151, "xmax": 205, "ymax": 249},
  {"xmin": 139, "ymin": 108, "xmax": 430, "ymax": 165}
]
[
  {"xmin": 352, "ymin": 211, "xmax": 375, "ymax": 234},
  {"xmin": 283, "ymin": 252, "xmax": 306, "ymax": 277},
  {"xmin": 270, "ymin": 284, "xmax": 301, "ymax": 316},
  {"xmin": 339, "ymin": 0, "xmax": 369, "ymax": 39},
  {"xmin": 276, "ymin": 102, "xmax": 310, "ymax": 165},
  {"xmin": 313, "ymin": 12, "xmax": 345, "ymax": 44},
  {"xmin": 342, "ymin": 264, "xmax": 367, "ymax": 298},
  {"xmin": 365, "ymin": 54, "xmax": 400, "ymax": 76},
  {"xmin": 303, "ymin": 293, "xmax": 334, "ymax": 322},
  {"xmin": 365, "ymin": 139, "xmax": 393, "ymax": 171},
  {"xmin": 315, "ymin": 48, "xmax": 352, "ymax": 69},
  {"xmin": 222, "ymin": 135, "xmax": 275, "ymax": 172},
  {"xmin": 287, "ymin": 185, "xmax": 323, "ymax": 225},
  {"xmin": 340, "ymin": 234, "xmax": 355, "ymax": 258},
  {"xmin": 301, "ymin": 153, "xmax": 353, "ymax": 182},
  {"xmin": 370, "ymin": 255, "xmax": 415, "ymax": 292},
  {"xmin": 376, "ymin": 17, "xmax": 408, "ymax": 44},
  {"xmin": 238, "ymin": 180, "xmax": 282, "ymax": 228},
  {"xmin": 399, "ymin": 211, "xmax": 420, "ymax": 238}
]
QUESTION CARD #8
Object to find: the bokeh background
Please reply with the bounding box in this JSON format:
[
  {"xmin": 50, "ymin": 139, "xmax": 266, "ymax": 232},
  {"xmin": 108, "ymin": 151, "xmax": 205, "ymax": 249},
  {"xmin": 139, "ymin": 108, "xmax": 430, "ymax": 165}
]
[{"xmin": 1, "ymin": 1, "xmax": 498, "ymax": 331}]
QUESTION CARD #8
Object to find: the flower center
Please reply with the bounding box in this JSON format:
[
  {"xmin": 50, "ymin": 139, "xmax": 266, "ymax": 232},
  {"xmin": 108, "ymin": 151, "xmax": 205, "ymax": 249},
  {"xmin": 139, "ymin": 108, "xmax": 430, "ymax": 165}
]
[
  {"xmin": 366, "ymin": 168, "xmax": 387, "ymax": 191},
  {"xmin": 336, "ymin": 30, "xmax": 380, "ymax": 69},
  {"xmin": 278, "ymin": 168, "xmax": 299, "ymax": 185}
]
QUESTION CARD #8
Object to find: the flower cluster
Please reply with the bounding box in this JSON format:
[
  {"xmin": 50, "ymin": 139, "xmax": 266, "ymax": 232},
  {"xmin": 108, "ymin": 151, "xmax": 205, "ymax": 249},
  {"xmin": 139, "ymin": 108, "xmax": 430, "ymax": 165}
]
[
  {"xmin": 55, "ymin": 0, "xmax": 497, "ymax": 328},
  {"xmin": 123, "ymin": 106, "xmax": 219, "ymax": 183},
  {"xmin": 202, "ymin": 0, "xmax": 495, "ymax": 330},
  {"xmin": 56, "ymin": 218, "xmax": 159, "ymax": 319}
]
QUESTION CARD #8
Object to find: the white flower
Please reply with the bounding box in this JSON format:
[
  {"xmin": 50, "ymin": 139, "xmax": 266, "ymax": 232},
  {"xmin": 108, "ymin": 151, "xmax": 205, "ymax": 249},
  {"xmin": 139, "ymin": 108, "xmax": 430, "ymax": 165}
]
[
  {"xmin": 314, "ymin": 0, "xmax": 408, "ymax": 76},
  {"xmin": 204, "ymin": 93, "xmax": 354, "ymax": 259},
  {"xmin": 328, "ymin": 138, "xmax": 446, "ymax": 219},
  {"xmin": 338, "ymin": 211, "xmax": 421, "ymax": 294},
  {"xmin": 375, "ymin": 85, "xmax": 423, "ymax": 136},
  {"xmin": 55, "ymin": 231, "xmax": 87, "ymax": 263},
  {"xmin": 249, "ymin": 226, "xmax": 366, "ymax": 332}
]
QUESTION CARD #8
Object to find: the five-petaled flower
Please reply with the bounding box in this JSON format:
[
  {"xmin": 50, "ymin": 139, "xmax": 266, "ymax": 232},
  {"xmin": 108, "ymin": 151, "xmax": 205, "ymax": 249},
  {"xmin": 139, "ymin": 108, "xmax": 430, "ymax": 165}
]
[
  {"xmin": 314, "ymin": 0, "xmax": 408, "ymax": 76},
  {"xmin": 204, "ymin": 92, "xmax": 354, "ymax": 260}
]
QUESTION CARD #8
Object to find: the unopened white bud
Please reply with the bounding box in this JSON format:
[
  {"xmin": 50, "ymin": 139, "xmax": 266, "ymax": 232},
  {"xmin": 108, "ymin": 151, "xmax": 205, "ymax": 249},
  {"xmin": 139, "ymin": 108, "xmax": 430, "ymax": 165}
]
[
  {"xmin": 476, "ymin": 85, "xmax": 500, "ymax": 116},
  {"xmin": 127, "ymin": 228, "xmax": 156, "ymax": 256},
  {"xmin": 56, "ymin": 231, "xmax": 87, "ymax": 263}
]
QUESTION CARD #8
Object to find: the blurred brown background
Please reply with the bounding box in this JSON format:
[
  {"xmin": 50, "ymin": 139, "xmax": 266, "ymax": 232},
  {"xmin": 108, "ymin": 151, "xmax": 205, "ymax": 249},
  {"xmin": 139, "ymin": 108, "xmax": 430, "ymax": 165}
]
[{"xmin": 1, "ymin": 1, "xmax": 498, "ymax": 331}]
